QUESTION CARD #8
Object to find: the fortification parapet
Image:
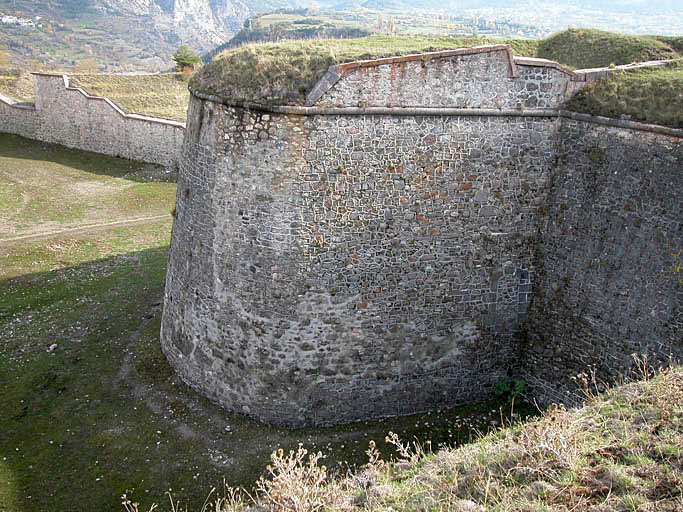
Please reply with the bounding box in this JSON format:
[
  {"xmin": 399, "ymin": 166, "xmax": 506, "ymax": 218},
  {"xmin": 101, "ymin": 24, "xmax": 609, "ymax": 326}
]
[{"xmin": 0, "ymin": 73, "xmax": 185, "ymax": 166}]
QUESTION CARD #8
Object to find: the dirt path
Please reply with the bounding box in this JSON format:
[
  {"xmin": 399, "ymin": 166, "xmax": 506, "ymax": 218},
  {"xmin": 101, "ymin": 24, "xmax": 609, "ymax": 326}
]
[
  {"xmin": 117, "ymin": 302, "xmax": 239, "ymax": 470},
  {"xmin": 0, "ymin": 214, "xmax": 172, "ymax": 247}
]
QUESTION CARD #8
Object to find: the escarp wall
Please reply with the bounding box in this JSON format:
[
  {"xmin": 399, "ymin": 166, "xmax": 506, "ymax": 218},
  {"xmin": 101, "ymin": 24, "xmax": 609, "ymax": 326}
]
[{"xmin": 161, "ymin": 46, "xmax": 682, "ymax": 427}]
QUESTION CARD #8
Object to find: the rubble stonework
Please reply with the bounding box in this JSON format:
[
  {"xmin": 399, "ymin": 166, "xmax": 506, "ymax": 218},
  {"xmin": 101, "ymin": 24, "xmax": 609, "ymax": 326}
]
[
  {"xmin": 523, "ymin": 120, "xmax": 683, "ymax": 405},
  {"xmin": 160, "ymin": 46, "xmax": 682, "ymax": 427}
]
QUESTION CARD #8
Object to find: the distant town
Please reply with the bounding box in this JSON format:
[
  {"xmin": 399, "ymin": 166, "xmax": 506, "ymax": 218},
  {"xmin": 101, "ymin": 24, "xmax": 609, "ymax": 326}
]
[{"xmin": 0, "ymin": 12, "xmax": 46, "ymax": 28}]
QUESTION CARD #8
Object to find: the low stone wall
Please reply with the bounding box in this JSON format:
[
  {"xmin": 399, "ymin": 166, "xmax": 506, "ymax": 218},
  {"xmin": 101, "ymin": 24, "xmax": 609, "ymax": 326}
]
[
  {"xmin": 0, "ymin": 95, "xmax": 37, "ymax": 139},
  {"xmin": 524, "ymin": 119, "xmax": 682, "ymax": 404},
  {"xmin": 0, "ymin": 74, "xmax": 185, "ymax": 167}
]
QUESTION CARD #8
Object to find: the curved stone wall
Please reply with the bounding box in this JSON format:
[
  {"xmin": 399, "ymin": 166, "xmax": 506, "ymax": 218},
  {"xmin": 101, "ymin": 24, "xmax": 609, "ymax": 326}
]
[
  {"xmin": 161, "ymin": 46, "xmax": 682, "ymax": 427},
  {"xmin": 161, "ymin": 95, "xmax": 559, "ymax": 427}
]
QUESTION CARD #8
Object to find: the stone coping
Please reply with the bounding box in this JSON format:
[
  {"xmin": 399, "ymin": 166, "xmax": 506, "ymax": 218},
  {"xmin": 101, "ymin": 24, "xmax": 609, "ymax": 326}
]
[
  {"xmin": 31, "ymin": 73, "xmax": 186, "ymax": 128},
  {"xmin": 0, "ymin": 92, "xmax": 35, "ymax": 109},
  {"xmin": 558, "ymin": 110, "xmax": 683, "ymax": 137},
  {"xmin": 573, "ymin": 59, "xmax": 674, "ymax": 82},
  {"xmin": 190, "ymin": 86, "xmax": 682, "ymax": 139},
  {"xmin": 513, "ymin": 56, "xmax": 576, "ymax": 77}
]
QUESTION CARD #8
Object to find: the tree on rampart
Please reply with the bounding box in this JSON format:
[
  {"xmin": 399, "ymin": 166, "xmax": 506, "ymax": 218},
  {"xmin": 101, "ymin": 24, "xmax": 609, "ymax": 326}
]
[{"xmin": 173, "ymin": 44, "xmax": 201, "ymax": 72}]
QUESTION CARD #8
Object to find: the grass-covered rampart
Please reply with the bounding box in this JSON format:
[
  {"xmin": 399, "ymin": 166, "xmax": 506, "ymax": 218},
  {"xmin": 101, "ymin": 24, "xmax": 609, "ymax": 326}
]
[
  {"xmin": 537, "ymin": 29, "xmax": 682, "ymax": 69},
  {"xmin": 190, "ymin": 35, "xmax": 540, "ymax": 106},
  {"xmin": 564, "ymin": 60, "xmax": 683, "ymax": 128},
  {"xmin": 192, "ymin": 29, "xmax": 682, "ymax": 108},
  {"xmin": 69, "ymin": 73, "xmax": 191, "ymax": 122},
  {"xmin": 0, "ymin": 68, "xmax": 34, "ymax": 102}
]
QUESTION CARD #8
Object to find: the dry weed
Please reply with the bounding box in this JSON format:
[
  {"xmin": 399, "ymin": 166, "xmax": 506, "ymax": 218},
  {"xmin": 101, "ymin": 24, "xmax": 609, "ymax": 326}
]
[{"xmin": 256, "ymin": 444, "xmax": 337, "ymax": 512}]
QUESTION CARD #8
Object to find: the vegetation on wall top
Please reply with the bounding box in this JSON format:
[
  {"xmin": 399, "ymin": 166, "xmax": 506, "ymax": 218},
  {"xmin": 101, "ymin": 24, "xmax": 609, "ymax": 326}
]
[
  {"xmin": 564, "ymin": 59, "xmax": 683, "ymax": 128},
  {"xmin": 190, "ymin": 35, "xmax": 541, "ymax": 106},
  {"xmin": 68, "ymin": 73, "xmax": 191, "ymax": 122},
  {"xmin": 192, "ymin": 29, "xmax": 683, "ymax": 107},
  {"xmin": 537, "ymin": 28, "xmax": 682, "ymax": 69}
]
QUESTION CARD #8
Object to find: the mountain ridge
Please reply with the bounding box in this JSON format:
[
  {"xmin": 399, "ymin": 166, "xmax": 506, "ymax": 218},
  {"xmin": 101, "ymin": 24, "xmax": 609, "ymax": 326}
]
[{"xmin": 0, "ymin": 0, "xmax": 292, "ymax": 71}]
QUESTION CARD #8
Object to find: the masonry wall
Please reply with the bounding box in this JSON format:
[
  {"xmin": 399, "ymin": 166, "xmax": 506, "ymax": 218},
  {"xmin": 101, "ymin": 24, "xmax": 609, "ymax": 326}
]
[
  {"xmin": 309, "ymin": 47, "xmax": 573, "ymax": 110},
  {"xmin": 0, "ymin": 98, "xmax": 37, "ymax": 139},
  {"xmin": 161, "ymin": 48, "xmax": 681, "ymax": 428},
  {"xmin": 0, "ymin": 74, "xmax": 185, "ymax": 167},
  {"xmin": 161, "ymin": 93, "xmax": 559, "ymax": 427},
  {"xmin": 524, "ymin": 120, "xmax": 683, "ymax": 404}
]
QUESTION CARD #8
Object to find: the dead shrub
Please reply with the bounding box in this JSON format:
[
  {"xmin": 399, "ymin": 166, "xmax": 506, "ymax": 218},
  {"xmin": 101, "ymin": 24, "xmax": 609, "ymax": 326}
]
[{"xmin": 256, "ymin": 444, "xmax": 336, "ymax": 512}]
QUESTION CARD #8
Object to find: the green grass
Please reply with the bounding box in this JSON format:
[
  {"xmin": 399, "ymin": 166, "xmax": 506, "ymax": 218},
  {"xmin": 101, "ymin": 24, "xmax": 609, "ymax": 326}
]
[
  {"xmin": 192, "ymin": 35, "xmax": 542, "ymax": 106},
  {"xmin": 537, "ymin": 28, "xmax": 682, "ymax": 69},
  {"xmin": 0, "ymin": 228, "xmax": 532, "ymax": 510},
  {"xmin": 112, "ymin": 182, "xmax": 178, "ymax": 213},
  {"xmin": 0, "ymin": 244, "xmax": 178, "ymax": 511},
  {"xmin": 69, "ymin": 73, "xmax": 191, "ymax": 122},
  {"xmin": 0, "ymin": 133, "xmax": 176, "ymax": 239},
  {"xmin": 564, "ymin": 60, "xmax": 683, "ymax": 128}
]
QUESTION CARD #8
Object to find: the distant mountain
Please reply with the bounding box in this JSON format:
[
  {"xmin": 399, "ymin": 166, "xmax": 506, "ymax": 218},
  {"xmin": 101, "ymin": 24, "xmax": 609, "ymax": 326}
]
[
  {"xmin": 0, "ymin": 0, "xmax": 294, "ymax": 71},
  {"xmin": 0, "ymin": 0, "xmax": 679, "ymax": 73}
]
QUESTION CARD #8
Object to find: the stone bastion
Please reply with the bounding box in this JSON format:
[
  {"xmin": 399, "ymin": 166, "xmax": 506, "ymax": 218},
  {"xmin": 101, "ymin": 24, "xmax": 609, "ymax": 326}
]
[{"xmin": 160, "ymin": 45, "xmax": 682, "ymax": 427}]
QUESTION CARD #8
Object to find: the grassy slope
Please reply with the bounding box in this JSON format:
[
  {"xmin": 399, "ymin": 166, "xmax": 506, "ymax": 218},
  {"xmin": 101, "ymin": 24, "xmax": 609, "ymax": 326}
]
[
  {"xmin": 564, "ymin": 60, "xmax": 683, "ymax": 128},
  {"xmin": 538, "ymin": 28, "xmax": 681, "ymax": 69},
  {"xmin": 69, "ymin": 74, "xmax": 191, "ymax": 123},
  {"xmin": 191, "ymin": 35, "xmax": 540, "ymax": 105},
  {"xmin": 0, "ymin": 135, "xmax": 179, "ymax": 511},
  {"xmin": 0, "ymin": 134, "xmax": 176, "ymax": 240},
  {"xmin": 204, "ymin": 365, "xmax": 682, "ymax": 512},
  {"xmin": 0, "ymin": 69, "xmax": 34, "ymax": 102}
]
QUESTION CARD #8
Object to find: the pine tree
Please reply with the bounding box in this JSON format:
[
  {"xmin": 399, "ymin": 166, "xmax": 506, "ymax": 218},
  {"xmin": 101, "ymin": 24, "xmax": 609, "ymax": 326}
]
[{"xmin": 172, "ymin": 44, "xmax": 201, "ymax": 71}]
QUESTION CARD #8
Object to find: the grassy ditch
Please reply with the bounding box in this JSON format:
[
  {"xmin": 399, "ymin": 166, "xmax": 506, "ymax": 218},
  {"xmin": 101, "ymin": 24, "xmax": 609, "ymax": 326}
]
[
  {"xmin": 0, "ymin": 136, "xmax": 536, "ymax": 512},
  {"xmin": 564, "ymin": 60, "xmax": 683, "ymax": 128},
  {"xmin": 0, "ymin": 227, "xmax": 534, "ymax": 511},
  {"xmin": 69, "ymin": 74, "xmax": 191, "ymax": 123},
  {"xmin": 0, "ymin": 133, "xmax": 176, "ymax": 240},
  {"xmin": 174, "ymin": 364, "xmax": 682, "ymax": 512}
]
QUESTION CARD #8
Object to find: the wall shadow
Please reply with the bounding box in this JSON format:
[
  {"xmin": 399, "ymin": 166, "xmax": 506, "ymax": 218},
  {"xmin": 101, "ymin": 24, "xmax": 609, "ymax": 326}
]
[{"xmin": 0, "ymin": 133, "xmax": 177, "ymax": 183}]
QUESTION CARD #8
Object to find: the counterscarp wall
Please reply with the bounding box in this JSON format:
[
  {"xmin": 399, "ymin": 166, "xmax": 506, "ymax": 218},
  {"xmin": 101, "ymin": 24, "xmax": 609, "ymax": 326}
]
[
  {"xmin": 524, "ymin": 119, "xmax": 682, "ymax": 404},
  {"xmin": 0, "ymin": 74, "xmax": 185, "ymax": 166}
]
